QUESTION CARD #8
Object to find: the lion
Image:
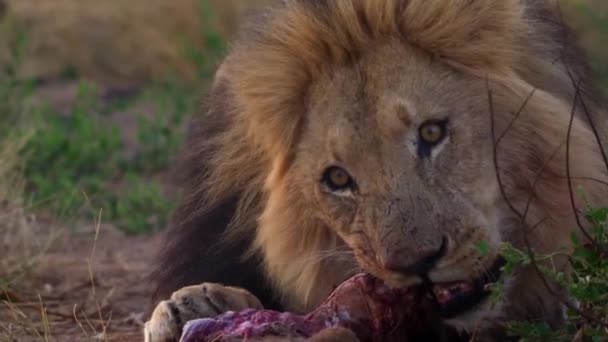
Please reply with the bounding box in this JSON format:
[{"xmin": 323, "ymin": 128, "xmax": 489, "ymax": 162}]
[{"xmin": 144, "ymin": 0, "xmax": 608, "ymax": 341}]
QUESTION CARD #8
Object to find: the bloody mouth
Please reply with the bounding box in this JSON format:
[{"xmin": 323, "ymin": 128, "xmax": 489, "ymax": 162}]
[{"xmin": 419, "ymin": 257, "xmax": 506, "ymax": 319}]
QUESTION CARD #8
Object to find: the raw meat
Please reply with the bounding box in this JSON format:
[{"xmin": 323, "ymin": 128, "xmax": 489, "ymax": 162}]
[{"xmin": 179, "ymin": 273, "xmax": 417, "ymax": 342}]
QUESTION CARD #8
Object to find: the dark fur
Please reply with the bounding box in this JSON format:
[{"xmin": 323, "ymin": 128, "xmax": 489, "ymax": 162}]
[{"xmin": 149, "ymin": 76, "xmax": 283, "ymax": 312}]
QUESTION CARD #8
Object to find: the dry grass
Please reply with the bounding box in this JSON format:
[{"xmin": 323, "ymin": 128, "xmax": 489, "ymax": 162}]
[
  {"xmin": 0, "ymin": 127, "xmax": 46, "ymax": 289},
  {"xmin": 0, "ymin": 108, "xmax": 157, "ymax": 341},
  {"xmin": 0, "ymin": 0, "xmax": 273, "ymax": 88},
  {"xmin": 0, "ymin": 129, "xmax": 56, "ymax": 341},
  {"xmin": 0, "ymin": 79, "xmax": 65, "ymax": 341},
  {"xmin": 0, "ymin": 0, "xmax": 602, "ymax": 88}
]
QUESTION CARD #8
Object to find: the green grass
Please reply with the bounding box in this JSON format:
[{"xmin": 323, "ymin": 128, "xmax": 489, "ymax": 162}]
[
  {"xmin": 20, "ymin": 82, "xmax": 178, "ymax": 234},
  {"xmin": 103, "ymin": 173, "xmax": 173, "ymax": 234},
  {"xmin": 17, "ymin": 75, "xmax": 198, "ymax": 234},
  {"xmin": 0, "ymin": 0, "xmax": 225, "ymax": 234},
  {"xmin": 24, "ymin": 83, "xmax": 122, "ymax": 217}
]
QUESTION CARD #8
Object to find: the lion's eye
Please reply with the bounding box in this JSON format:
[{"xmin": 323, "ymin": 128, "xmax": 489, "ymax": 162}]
[
  {"xmin": 322, "ymin": 166, "xmax": 354, "ymax": 192},
  {"xmin": 417, "ymin": 119, "xmax": 449, "ymax": 158},
  {"xmin": 419, "ymin": 120, "xmax": 447, "ymax": 145}
]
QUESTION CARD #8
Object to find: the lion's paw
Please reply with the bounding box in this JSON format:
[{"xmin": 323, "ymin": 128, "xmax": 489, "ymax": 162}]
[{"xmin": 144, "ymin": 283, "xmax": 263, "ymax": 342}]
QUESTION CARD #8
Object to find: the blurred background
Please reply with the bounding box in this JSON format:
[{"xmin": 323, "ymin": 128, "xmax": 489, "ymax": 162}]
[{"xmin": 0, "ymin": 0, "xmax": 605, "ymax": 340}]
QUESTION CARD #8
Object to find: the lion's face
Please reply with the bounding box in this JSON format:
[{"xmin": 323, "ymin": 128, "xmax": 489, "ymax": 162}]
[{"xmin": 288, "ymin": 41, "xmax": 506, "ymax": 318}]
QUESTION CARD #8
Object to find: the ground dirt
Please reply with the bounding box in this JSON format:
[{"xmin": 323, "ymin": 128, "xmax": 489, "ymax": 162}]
[
  {"xmin": 0, "ymin": 79, "xmax": 173, "ymax": 342},
  {"xmin": 1, "ymin": 223, "xmax": 164, "ymax": 342}
]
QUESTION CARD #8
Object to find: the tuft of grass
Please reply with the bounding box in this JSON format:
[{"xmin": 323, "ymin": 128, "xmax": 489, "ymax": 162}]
[
  {"xmin": 1, "ymin": 1, "xmax": 229, "ymax": 340},
  {"xmin": 20, "ymin": 82, "xmax": 177, "ymax": 234},
  {"xmin": 126, "ymin": 93, "xmax": 188, "ymax": 174},
  {"xmin": 23, "ymin": 82, "xmax": 123, "ymax": 220},
  {"xmin": 0, "ymin": 297, "xmax": 50, "ymax": 341},
  {"xmin": 102, "ymin": 174, "xmax": 173, "ymax": 234},
  {"xmin": 0, "ymin": 15, "xmax": 58, "ymax": 296},
  {"xmin": 2, "ymin": 30, "xmax": 172, "ymax": 234},
  {"xmin": 3, "ymin": 0, "xmax": 228, "ymax": 235}
]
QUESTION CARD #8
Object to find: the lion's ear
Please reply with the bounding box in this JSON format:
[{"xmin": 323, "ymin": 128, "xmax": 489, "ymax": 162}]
[{"xmin": 399, "ymin": 0, "xmax": 527, "ymax": 75}]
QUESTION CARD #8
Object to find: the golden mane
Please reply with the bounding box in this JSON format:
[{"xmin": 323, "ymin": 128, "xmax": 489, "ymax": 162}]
[
  {"xmin": 153, "ymin": 0, "xmax": 607, "ymax": 316},
  {"xmin": 194, "ymin": 0, "xmax": 602, "ymax": 205}
]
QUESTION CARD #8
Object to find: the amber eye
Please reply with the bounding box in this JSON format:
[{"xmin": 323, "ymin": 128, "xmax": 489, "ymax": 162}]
[
  {"xmin": 322, "ymin": 166, "xmax": 354, "ymax": 191},
  {"xmin": 419, "ymin": 120, "xmax": 447, "ymax": 145}
]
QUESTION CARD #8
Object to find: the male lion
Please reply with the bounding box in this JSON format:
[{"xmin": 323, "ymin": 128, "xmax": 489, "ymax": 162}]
[{"xmin": 145, "ymin": 0, "xmax": 608, "ymax": 341}]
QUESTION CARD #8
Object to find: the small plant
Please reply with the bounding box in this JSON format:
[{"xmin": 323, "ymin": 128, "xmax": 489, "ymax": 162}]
[
  {"xmin": 102, "ymin": 173, "xmax": 172, "ymax": 234},
  {"xmin": 486, "ymin": 204, "xmax": 608, "ymax": 341},
  {"xmin": 0, "ymin": 16, "xmax": 56, "ymax": 296},
  {"xmin": 23, "ymin": 81, "xmax": 122, "ymax": 218},
  {"xmin": 181, "ymin": 0, "xmax": 226, "ymax": 80},
  {"xmin": 127, "ymin": 111, "xmax": 183, "ymax": 173}
]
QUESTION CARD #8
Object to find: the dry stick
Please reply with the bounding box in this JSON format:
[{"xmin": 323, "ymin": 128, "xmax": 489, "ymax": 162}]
[
  {"xmin": 73, "ymin": 304, "xmax": 90, "ymax": 339},
  {"xmin": 521, "ymin": 140, "xmax": 567, "ymax": 224},
  {"xmin": 78, "ymin": 188, "xmax": 105, "ymax": 337},
  {"xmin": 81, "ymin": 311, "xmax": 98, "ymax": 338},
  {"xmin": 486, "ymin": 80, "xmax": 608, "ymax": 329},
  {"xmin": 562, "ymin": 82, "xmax": 608, "ymax": 327},
  {"xmin": 0, "ymin": 288, "xmax": 24, "ymax": 303},
  {"xmin": 554, "ymin": 0, "xmax": 608, "ymax": 256},
  {"xmin": 488, "ymin": 79, "xmax": 566, "ymax": 257},
  {"xmin": 563, "ymin": 79, "xmax": 606, "ymax": 253},
  {"xmin": 496, "ymin": 88, "xmax": 537, "ymax": 147},
  {"xmin": 43, "ymin": 304, "xmax": 112, "ymax": 323},
  {"xmin": 506, "ymin": 86, "xmax": 606, "ymax": 327},
  {"xmin": 38, "ymin": 294, "xmax": 51, "ymax": 342},
  {"xmin": 555, "ymin": 0, "xmax": 608, "ymax": 174},
  {"xmin": 539, "ymin": 176, "xmax": 608, "ymax": 189},
  {"xmin": 486, "ymin": 79, "xmax": 522, "ymax": 218},
  {"xmin": 2, "ymin": 301, "xmax": 63, "ymax": 307},
  {"xmin": 523, "ymin": 216, "xmax": 550, "ymax": 238},
  {"xmin": 563, "ymin": 97, "xmax": 608, "ymax": 251},
  {"xmin": 45, "ymin": 308, "xmax": 80, "ymax": 321},
  {"xmin": 88, "ymin": 207, "xmax": 112, "ymax": 340},
  {"xmin": 49, "ymin": 278, "xmax": 101, "ymax": 301},
  {"xmin": 1, "ymin": 298, "xmax": 46, "ymax": 340}
]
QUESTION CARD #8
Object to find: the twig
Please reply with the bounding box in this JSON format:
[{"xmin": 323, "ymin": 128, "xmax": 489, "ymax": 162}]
[
  {"xmin": 555, "ymin": 1, "xmax": 608, "ymax": 175},
  {"xmin": 538, "ymin": 176, "xmax": 608, "ymax": 188},
  {"xmin": 38, "ymin": 294, "xmax": 51, "ymax": 342},
  {"xmin": 73, "ymin": 304, "xmax": 90, "ymax": 339},
  {"xmin": 564, "ymin": 80, "xmax": 600, "ymax": 248},
  {"xmin": 486, "ymin": 77, "xmax": 608, "ymax": 329},
  {"xmin": 496, "ymin": 88, "xmax": 536, "ymax": 146}
]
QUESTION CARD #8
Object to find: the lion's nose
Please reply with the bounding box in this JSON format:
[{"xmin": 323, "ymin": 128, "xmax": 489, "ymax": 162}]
[{"xmin": 383, "ymin": 237, "xmax": 448, "ymax": 276}]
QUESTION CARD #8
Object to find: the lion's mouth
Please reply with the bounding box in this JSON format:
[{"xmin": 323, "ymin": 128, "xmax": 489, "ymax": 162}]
[{"xmin": 423, "ymin": 257, "xmax": 506, "ymax": 319}]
